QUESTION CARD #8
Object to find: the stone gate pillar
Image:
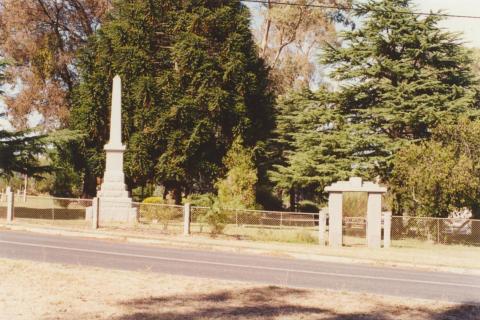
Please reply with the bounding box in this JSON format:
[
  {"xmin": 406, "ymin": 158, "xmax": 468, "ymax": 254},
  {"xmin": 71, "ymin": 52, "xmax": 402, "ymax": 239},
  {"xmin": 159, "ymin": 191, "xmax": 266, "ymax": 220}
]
[
  {"xmin": 328, "ymin": 192, "xmax": 343, "ymax": 248},
  {"xmin": 367, "ymin": 192, "xmax": 383, "ymax": 249}
]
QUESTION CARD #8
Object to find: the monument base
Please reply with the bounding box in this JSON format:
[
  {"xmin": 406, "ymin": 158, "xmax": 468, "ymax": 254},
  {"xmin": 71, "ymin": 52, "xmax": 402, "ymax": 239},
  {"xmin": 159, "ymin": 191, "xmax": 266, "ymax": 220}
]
[
  {"xmin": 85, "ymin": 198, "xmax": 137, "ymax": 223},
  {"xmin": 98, "ymin": 197, "xmax": 137, "ymax": 223}
]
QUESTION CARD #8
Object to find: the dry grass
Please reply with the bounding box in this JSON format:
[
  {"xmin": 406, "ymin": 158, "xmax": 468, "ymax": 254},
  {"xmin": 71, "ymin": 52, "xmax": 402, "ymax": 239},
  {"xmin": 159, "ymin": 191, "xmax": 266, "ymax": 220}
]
[
  {"xmin": 3, "ymin": 219, "xmax": 480, "ymax": 271},
  {"xmin": 97, "ymin": 224, "xmax": 480, "ymax": 271},
  {"xmin": 0, "ymin": 258, "xmax": 479, "ymax": 320}
]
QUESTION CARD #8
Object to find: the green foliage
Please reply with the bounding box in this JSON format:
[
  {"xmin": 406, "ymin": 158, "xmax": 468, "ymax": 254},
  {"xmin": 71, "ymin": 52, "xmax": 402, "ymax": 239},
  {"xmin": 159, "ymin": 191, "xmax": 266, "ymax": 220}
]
[
  {"xmin": 322, "ymin": 0, "xmax": 479, "ymax": 168},
  {"xmin": 0, "ymin": 61, "xmax": 82, "ymax": 181},
  {"xmin": 297, "ymin": 200, "xmax": 319, "ymax": 213},
  {"xmin": 269, "ymin": 0, "xmax": 480, "ymax": 207},
  {"xmin": 183, "ymin": 193, "xmax": 216, "ymax": 207},
  {"xmin": 71, "ymin": 0, "xmax": 273, "ymax": 199},
  {"xmin": 216, "ymin": 137, "xmax": 257, "ymax": 209},
  {"xmin": 269, "ymin": 89, "xmax": 382, "ymax": 206},
  {"xmin": 390, "ymin": 119, "xmax": 480, "ymax": 218},
  {"xmin": 0, "ymin": 127, "xmax": 50, "ymax": 179},
  {"xmin": 142, "ymin": 197, "xmax": 165, "ymax": 204},
  {"xmin": 139, "ymin": 196, "xmax": 180, "ymax": 229},
  {"xmin": 201, "ymin": 198, "xmax": 229, "ymax": 236}
]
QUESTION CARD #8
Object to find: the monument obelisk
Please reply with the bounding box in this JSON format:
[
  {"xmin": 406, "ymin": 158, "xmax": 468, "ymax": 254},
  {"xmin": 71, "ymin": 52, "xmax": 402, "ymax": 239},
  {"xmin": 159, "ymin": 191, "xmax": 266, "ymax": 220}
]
[{"xmin": 96, "ymin": 75, "xmax": 137, "ymax": 222}]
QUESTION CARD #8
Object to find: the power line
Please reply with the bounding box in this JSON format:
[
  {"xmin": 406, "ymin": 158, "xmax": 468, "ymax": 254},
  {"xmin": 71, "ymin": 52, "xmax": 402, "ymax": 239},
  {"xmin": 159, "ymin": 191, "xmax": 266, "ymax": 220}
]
[{"xmin": 242, "ymin": 0, "xmax": 480, "ymax": 20}]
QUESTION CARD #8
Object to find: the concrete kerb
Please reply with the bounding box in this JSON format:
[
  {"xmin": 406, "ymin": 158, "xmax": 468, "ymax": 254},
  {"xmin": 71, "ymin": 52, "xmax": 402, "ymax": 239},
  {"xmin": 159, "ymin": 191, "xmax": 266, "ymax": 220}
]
[{"xmin": 1, "ymin": 222, "xmax": 479, "ymax": 277}]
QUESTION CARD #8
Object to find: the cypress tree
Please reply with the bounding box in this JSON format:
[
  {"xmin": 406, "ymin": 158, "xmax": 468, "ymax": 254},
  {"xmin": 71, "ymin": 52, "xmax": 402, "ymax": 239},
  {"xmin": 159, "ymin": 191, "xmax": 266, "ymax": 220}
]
[{"xmin": 71, "ymin": 0, "xmax": 273, "ymax": 201}]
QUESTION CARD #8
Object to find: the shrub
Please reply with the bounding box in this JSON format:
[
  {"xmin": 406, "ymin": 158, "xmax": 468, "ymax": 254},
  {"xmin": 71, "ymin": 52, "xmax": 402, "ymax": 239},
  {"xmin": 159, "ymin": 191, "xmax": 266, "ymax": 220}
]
[
  {"xmin": 139, "ymin": 197, "xmax": 180, "ymax": 229},
  {"xmin": 183, "ymin": 193, "xmax": 215, "ymax": 207},
  {"xmin": 200, "ymin": 199, "xmax": 228, "ymax": 236},
  {"xmin": 390, "ymin": 119, "xmax": 480, "ymax": 219}
]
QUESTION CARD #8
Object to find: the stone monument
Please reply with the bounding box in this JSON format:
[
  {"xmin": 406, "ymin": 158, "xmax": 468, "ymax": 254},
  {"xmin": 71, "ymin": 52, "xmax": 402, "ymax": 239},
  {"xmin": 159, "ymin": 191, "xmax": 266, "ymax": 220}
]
[{"xmin": 96, "ymin": 75, "xmax": 137, "ymax": 223}]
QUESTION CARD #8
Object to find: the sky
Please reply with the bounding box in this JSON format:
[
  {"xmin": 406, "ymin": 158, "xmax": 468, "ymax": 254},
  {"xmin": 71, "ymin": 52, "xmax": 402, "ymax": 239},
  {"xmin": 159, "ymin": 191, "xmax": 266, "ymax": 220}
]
[
  {"xmin": 414, "ymin": 0, "xmax": 480, "ymax": 48},
  {"xmin": 244, "ymin": 0, "xmax": 480, "ymax": 48},
  {"xmin": 2, "ymin": 1, "xmax": 479, "ymax": 131}
]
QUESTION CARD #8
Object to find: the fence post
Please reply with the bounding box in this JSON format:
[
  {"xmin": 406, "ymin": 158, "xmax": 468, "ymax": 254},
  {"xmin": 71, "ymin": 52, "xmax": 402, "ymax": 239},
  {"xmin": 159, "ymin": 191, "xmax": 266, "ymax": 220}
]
[
  {"xmin": 437, "ymin": 219, "xmax": 440, "ymax": 244},
  {"xmin": 183, "ymin": 203, "xmax": 191, "ymax": 236},
  {"xmin": 92, "ymin": 197, "xmax": 99, "ymax": 229},
  {"xmin": 51, "ymin": 199, "xmax": 55, "ymax": 221},
  {"xmin": 23, "ymin": 174, "xmax": 27, "ymax": 203},
  {"xmin": 383, "ymin": 211, "xmax": 392, "ymax": 248},
  {"xmin": 318, "ymin": 208, "xmax": 327, "ymax": 246},
  {"xmin": 6, "ymin": 187, "xmax": 14, "ymax": 223}
]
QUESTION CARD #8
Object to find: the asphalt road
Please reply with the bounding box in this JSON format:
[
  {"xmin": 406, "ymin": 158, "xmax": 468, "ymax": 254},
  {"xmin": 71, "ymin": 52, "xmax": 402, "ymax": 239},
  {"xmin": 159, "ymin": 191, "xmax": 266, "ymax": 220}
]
[{"xmin": 0, "ymin": 230, "xmax": 479, "ymax": 304}]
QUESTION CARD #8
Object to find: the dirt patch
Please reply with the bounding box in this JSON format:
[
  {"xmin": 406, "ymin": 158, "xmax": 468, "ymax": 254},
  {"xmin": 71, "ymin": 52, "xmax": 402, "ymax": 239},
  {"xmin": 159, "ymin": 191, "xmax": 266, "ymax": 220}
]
[{"xmin": 0, "ymin": 258, "xmax": 478, "ymax": 320}]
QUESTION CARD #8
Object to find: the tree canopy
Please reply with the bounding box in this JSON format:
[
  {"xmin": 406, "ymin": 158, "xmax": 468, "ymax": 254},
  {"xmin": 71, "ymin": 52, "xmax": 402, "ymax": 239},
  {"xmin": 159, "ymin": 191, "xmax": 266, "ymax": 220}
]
[
  {"xmin": 71, "ymin": 0, "xmax": 273, "ymax": 201},
  {"xmin": 268, "ymin": 0, "xmax": 480, "ymax": 208},
  {"xmin": 0, "ymin": 0, "xmax": 111, "ymax": 129},
  {"xmin": 391, "ymin": 119, "xmax": 480, "ymax": 219},
  {"xmin": 323, "ymin": 0, "xmax": 479, "ymax": 159}
]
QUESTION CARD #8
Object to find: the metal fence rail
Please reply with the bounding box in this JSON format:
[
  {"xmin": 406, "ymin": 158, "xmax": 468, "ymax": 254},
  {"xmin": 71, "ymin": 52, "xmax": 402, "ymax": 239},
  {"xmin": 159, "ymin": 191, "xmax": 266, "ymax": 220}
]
[
  {"xmin": 9, "ymin": 195, "xmax": 92, "ymax": 228},
  {"xmin": 392, "ymin": 216, "xmax": 480, "ymax": 245},
  {"xmin": 132, "ymin": 202, "xmax": 184, "ymax": 234},
  {"xmin": 1, "ymin": 194, "xmax": 480, "ymax": 247},
  {"xmin": 190, "ymin": 206, "xmax": 319, "ymax": 243}
]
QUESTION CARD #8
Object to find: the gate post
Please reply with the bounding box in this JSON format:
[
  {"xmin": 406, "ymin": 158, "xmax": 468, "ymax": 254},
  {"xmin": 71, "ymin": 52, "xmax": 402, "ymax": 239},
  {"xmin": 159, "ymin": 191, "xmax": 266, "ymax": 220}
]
[
  {"xmin": 92, "ymin": 197, "xmax": 99, "ymax": 229},
  {"xmin": 327, "ymin": 192, "xmax": 343, "ymax": 248},
  {"xmin": 318, "ymin": 208, "xmax": 327, "ymax": 246},
  {"xmin": 183, "ymin": 203, "xmax": 191, "ymax": 236},
  {"xmin": 367, "ymin": 192, "xmax": 383, "ymax": 249},
  {"xmin": 6, "ymin": 187, "xmax": 14, "ymax": 223}
]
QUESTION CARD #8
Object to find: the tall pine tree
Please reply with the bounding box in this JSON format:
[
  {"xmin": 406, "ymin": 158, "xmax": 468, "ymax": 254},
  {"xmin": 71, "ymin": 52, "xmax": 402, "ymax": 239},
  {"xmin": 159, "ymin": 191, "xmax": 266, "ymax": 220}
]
[
  {"xmin": 323, "ymin": 0, "xmax": 479, "ymax": 169},
  {"xmin": 269, "ymin": 0, "xmax": 479, "ymax": 207},
  {"xmin": 71, "ymin": 0, "xmax": 273, "ymax": 201}
]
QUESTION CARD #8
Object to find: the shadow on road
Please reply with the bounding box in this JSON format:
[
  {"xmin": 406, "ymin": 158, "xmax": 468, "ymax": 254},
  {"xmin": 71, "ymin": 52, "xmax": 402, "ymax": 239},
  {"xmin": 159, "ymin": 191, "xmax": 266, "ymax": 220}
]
[{"xmin": 113, "ymin": 285, "xmax": 480, "ymax": 320}]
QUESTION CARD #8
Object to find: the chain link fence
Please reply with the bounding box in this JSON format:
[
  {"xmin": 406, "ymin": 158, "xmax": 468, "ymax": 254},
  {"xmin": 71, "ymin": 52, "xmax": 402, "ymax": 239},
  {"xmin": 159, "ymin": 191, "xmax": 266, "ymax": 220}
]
[
  {"xmin": 190, "ymin": 206, "xmax": 319, "ymax": 243},
  {"xmin": 10, "ymin": 195, "xmax": 92, "ymax": 228},
  {"xmin": 0, "ymin": 192, "xmax": 7, "ymax": 219},
  {"xmin": 132, "ymin": 201, "xmax": 184, "ymax": 234},
  {"xmin": 391, "ymin": 216, "xmax": 480, "ymax": 246},
  {"xmin": 2, "ymin": 194, "xmax": 480, "ymax": 247}
]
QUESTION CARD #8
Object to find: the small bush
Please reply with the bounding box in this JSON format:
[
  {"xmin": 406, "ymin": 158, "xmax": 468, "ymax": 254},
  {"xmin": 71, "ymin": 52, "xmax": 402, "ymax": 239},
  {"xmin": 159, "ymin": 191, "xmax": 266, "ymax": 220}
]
[
  {"xmin": 142, "ymin": 197, "xmax": 164, "ymax": 204},
  {"xmin": 183, "ymin": 193, "xmax": 215, "ymax": 207},
  {"xmin": 199, "ymin": 199, "xmax": 228, "ymax": 236},
  {"xmin": 140, "ymin": 197, "xmax": 180, "ymax": 230}
]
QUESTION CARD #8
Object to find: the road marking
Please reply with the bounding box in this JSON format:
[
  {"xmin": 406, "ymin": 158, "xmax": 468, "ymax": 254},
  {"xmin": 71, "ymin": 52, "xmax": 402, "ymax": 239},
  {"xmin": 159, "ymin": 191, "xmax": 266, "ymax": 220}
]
[{"xmin": 1, "ymin": 239, "xmax": 479, "ymax": 290}]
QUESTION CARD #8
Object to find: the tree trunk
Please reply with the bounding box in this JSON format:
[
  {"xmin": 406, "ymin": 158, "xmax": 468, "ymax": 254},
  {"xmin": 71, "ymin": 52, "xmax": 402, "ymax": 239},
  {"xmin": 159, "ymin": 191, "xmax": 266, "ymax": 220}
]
[
  {"xmin": 172, "ymin": 186, "xmax": 182, "ymax": 205},
  {"xmin": 260, "ymin": 0, "xmax": 272, "ymax": 58},
  {"xmin": 289, "ymin": 187, "xmax": 296, "ymax": 211},
  {"xmin": 82, "ymin": 173, "xmax": 97, "ymax": 198}
]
